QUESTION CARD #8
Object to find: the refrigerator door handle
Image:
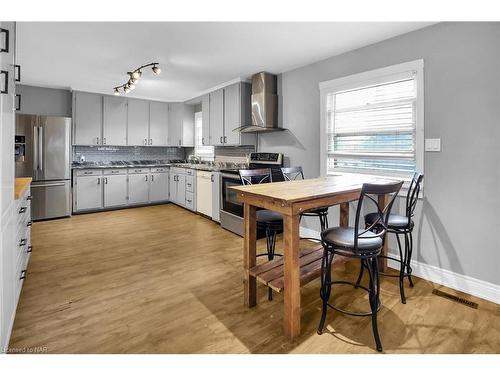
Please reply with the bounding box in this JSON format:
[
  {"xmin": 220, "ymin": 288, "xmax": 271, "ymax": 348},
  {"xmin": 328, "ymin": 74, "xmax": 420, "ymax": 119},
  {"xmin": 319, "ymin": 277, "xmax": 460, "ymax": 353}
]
[
  {"xmin": 38, "ymin": 125, "xmax": 43, "ymax": 171},
  {"xmin": 31, "ymin": 182, "xmax": 68, "ymax": 188},
  {"xmin": 33, "ymin": 126, "xmax": 39, "ymax": 173}
]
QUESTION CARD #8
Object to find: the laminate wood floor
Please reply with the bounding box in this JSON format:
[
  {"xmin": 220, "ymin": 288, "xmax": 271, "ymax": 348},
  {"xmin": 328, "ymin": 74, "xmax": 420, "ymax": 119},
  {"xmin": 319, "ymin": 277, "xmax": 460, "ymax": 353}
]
[{"xmin": 9, "ymin": 204, "xmax": 500, "ymax": 353}]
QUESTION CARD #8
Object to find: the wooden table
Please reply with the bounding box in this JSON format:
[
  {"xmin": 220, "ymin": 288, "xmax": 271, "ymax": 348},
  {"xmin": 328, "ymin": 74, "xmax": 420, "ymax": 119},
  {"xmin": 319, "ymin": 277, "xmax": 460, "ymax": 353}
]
[{"xmin": 231, "ymin": 174, "xmax": 397, "ymax": 340}]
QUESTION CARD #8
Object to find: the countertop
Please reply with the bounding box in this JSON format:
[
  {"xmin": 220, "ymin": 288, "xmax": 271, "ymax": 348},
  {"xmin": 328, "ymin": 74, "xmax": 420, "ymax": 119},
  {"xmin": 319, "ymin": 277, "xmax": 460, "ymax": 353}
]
[
  {"xmin": 71, "ymin": 162, "xmax": 224, "ymax": 172},
  {"xmin": 15, "ymin": 177, "xmax": 32, "ymax": 200}
]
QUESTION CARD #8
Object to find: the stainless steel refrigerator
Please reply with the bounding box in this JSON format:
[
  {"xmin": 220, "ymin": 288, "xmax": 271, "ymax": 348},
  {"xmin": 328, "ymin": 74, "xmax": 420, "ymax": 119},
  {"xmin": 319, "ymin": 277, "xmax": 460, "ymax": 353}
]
[{"xmin": 15, "ymin": 114, "xmax": 71, "ymax": 220}]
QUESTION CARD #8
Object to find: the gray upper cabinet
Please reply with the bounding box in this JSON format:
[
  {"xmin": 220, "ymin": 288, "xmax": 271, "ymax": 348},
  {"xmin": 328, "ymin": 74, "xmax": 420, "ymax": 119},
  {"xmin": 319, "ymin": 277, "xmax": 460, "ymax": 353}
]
[
  {"xmin": 149, "ymin": 101, "xmax": 169, "ymax": 146},
  {"xmin": 224, "ymin": 82, "xmax": 254, "ymax": 146},
  {"xmin": 201, "ymin": 94, "xmax": 210, "ymax": 145},
  {"xmin": 182, "ymin": 104, "xmax": 195, "ymax": 147},
  {"xmin": 209, "ymin": 89, "xmax": 224, "ymax": 146},
  {"xmin": 103, "ymin": 96, "xmax": 127, "ymax": 145},
  {"xmin": 73, "ymin": 92, "xmax": 102, "ymax": 145},
  {"xmin": 127, "ymin": 99, "xmax": 149, "ymax": 146},
  {"xmin": 168, "ymin": 103, "xmax": 183, "ymax": 146}
]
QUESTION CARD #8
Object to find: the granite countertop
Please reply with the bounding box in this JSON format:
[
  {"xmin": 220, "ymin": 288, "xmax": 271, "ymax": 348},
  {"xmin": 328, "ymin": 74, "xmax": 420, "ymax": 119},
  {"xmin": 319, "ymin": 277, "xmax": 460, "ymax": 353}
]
[{"xmin": 71, "ymin": 161, "xmax": 224, "ymax": 172}]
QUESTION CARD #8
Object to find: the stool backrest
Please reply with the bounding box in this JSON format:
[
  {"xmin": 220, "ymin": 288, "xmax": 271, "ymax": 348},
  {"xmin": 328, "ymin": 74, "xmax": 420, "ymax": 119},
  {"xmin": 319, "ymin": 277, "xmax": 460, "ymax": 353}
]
[
  {"xmin": 406, "ymin": 172, "xmax": 424, "ymax": 220},
  {"xmin": 281, "ymin": 167, "xmax": 304, "ymax": 181},
  {"xmin": 239, "ymin": 168, "xmax": 272, "ymax": 185},
  {"xmin": 354, "ymin": 181, "xmax": 403, "ymax": 250}
]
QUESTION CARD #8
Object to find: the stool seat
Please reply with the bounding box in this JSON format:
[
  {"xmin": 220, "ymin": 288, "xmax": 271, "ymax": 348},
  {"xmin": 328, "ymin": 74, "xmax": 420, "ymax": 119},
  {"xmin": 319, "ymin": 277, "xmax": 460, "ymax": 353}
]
[
  {"xmin": 322, "ymin": 227, "xmax": 382, "ymax": 252},
  {"xmin": 256, "ymin": 209, "xmax": 283, "ymax": 224},
  {"xmin": 365, "ymin": 212, "xmax": 413, "ymax": 230}
]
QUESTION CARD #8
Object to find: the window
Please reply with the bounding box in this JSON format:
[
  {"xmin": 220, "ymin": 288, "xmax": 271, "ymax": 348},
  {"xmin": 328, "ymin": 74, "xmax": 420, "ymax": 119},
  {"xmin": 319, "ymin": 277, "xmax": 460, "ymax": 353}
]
[
  {"xmin": 320, "ymin": 60, "xmax": 424, "ymax": 181},
  {"xmin": 194, "ymin": 111, "xmax": 214, "ymax": 160}
]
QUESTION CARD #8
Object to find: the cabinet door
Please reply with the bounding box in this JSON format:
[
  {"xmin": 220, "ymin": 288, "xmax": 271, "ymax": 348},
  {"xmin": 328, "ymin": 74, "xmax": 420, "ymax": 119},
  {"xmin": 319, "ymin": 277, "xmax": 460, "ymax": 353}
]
[
  {"xmin": 104, "ymin": 174, "xmax": 128, "ymax": 207},
  {"xmin": 209, "ymin": 89, "xmax": 224, "ymax": 145},
  {"xmin": 150, "ymin": 172, "xmax": 169, "ymax": 202},
  {"xmin": 149, "ymin": 102, "xmax": 169, "ymax": 146},
  {"xmin": 201, "ymin": 94, "xmax": 210, "ymax": 145},
  {"xmin": 73, "ymin": 92, "xmax": 102, "ymax": 145},
  {"xmin": 103, "ymin": 96, "xmax": 127, "ymax": 145},
  {"xmin": 168, "ymin": 103, "xmax": 183, "ymax": 146},
  {"xmin": 177, "ymin": 174, "xmax": 186, "ymax": 206},
  {"xmin": 127, "ymin": 99, "xmax": 149, "ymax": 146},
  {"xmin": 169, "ymin": 174, "xmax": 177, "ymax": 203},
  {"xmin": 128, "ymin": 174, "xmax": 149, "ymax": 205},
  {"xmin": 76, "ymin": 175, "xmax": 103, "ymax": 211},
  {"xmin": 224, "ymin": 83, "xmax": 242, "ymax": 145},
  {"xmin": 182, "ymin": 105, "xmax": 195, "ymax": 147}
]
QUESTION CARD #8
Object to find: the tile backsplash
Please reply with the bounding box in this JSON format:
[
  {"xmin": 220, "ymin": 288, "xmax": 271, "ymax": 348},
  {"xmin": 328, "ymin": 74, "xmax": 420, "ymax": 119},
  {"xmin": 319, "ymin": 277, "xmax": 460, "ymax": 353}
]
[{"xmin": 73, "ymin": 146, "xmax": 186, "ymax": 162}]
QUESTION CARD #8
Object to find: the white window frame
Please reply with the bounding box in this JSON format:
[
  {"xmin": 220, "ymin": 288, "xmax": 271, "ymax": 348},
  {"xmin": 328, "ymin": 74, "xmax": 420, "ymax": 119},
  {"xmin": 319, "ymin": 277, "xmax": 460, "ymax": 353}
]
[
  {"xmin": 194, "ymin": 111, "xmax": 214, "ymax": 160},
  {"xmin": 319, "ymin": 60, "xmax": 424, "ymax": 188}
]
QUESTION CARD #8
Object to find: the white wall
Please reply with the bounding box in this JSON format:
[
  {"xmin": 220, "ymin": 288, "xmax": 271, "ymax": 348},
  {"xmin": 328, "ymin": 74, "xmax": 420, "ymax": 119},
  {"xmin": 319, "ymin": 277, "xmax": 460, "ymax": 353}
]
[{"xmin": 259, "ymin": 22, "xmax": 500, "ymax": 288}]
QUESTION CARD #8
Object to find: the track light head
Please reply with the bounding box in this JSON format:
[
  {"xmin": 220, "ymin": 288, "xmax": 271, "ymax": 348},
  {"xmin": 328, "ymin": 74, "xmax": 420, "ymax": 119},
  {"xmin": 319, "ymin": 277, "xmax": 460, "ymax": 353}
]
[
  {"xmin": 113, "ymin": 88, "xmax": 120, "ymax": 96},
  {"xmin": 132, "ymin": 70, "xmax": 142, "ymax": 80},
  {"xmin": 116, "ymin": 63, "xmax": 160, "ymax": 94},
  {"xmin": 124, "ymin": 86, "xmax": 131, "ymax": 93},
  {"xmin": 152, "ymin": 65, "xmax": 161, "ymax": 75}
]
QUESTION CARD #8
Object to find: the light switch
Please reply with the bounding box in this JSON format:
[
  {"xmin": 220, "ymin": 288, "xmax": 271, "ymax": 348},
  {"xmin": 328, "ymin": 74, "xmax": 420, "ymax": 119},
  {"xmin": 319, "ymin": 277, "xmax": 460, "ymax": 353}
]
[{"xmin": 425, "ymin": 138, "xmax": 441, "ymax": 152}]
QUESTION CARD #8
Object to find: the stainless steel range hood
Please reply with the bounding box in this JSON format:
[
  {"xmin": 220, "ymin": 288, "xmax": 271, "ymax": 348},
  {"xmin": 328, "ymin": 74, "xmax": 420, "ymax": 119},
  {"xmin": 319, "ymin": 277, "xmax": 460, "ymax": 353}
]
[{"xmin": 237, "ymin": 72, "xmax": 285, "ymax": 133}]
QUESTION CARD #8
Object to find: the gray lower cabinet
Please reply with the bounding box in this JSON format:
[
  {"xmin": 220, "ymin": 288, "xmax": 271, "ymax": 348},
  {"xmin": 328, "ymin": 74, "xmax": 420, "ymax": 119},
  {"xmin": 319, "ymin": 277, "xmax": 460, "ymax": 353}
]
[
  {"xmin": 169, "ymin": 168, "xmax": 196, "ymax": 210},
  {"xmin": 103, "ymin": 174, "xmax": 128, "ymax": 208},
  {"xmin": 150, "ymin": 172, "xmax": 169, "ymax": 202},
  {"xmin": 169, "ymin": 173, "xmax": 186, "ymax": 206},
  {"xmin": 75, "ymin": 174, "xmax": 103, "ymax": 211},
  {"xmin": 128, "ymin": 173, "xmax": 150, "ymax": 205}
]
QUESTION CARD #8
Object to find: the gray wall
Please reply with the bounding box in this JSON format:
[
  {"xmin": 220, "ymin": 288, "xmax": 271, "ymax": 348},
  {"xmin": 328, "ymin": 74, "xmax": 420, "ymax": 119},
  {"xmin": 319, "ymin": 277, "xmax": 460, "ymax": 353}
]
[
  {"xmin": 259, "ymin": 22, "xmax": 500, "ymax": 285},
  {"xmin": 16, "ymin": 84, "xmax": 72, "ymax": 117}
]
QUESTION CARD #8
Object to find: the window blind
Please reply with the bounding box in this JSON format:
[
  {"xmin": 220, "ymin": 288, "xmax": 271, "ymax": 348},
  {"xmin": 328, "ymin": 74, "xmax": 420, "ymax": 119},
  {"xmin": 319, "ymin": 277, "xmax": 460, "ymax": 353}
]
[{"xmin": 327, "ymin": 76, "xmax": 417, "ymax": 176}]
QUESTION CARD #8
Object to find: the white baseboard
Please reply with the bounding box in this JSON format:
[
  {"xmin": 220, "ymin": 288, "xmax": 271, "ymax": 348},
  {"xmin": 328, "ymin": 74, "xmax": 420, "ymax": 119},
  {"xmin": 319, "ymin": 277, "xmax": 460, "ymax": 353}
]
[
  {"xmin": 299, "ymin": 226, "xmax": 500, "ymax": 305},
  {"xmin": 387, "ymin": 256, "xmax": 500, "ymax": 305}
]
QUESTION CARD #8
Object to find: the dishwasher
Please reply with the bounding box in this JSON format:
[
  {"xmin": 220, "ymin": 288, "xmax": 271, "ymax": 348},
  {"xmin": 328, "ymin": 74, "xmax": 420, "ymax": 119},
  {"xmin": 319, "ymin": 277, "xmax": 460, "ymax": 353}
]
[{"xmin": 196, "ymin": 170, "xmax": 213, "ymax": 218}]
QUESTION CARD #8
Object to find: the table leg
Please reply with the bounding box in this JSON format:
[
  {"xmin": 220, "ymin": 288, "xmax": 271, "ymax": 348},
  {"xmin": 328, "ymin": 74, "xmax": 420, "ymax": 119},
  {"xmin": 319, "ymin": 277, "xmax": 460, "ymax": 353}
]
[
  {"xmin": 339, "ymin": 202, "xmax": 349, "ymax": 227},
  {"xmin": 244, "ymin": 203, "xmax": 257, "ymax": 308},
  {"xmin": 283, "ymin": 213, "xmax": 301, "ymax": 340},
  {"xmin": 378, "ymin": 194, "xmax": 389, "ymax": 271}
]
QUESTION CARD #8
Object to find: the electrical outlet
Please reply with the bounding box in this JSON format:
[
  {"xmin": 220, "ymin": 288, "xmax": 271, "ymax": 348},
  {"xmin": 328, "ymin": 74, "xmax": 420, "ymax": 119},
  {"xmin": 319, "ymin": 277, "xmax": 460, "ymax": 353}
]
[{"xmin": 425, "ymin": 138, "xmax": 441, "ymax": 152}]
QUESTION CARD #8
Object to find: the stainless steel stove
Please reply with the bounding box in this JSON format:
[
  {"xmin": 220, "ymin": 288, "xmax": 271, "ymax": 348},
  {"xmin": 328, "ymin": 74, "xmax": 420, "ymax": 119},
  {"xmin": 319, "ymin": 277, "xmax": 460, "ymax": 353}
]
[{"xmin": 220, "ymin": 152, "xmax": 283, "ymax": 236}]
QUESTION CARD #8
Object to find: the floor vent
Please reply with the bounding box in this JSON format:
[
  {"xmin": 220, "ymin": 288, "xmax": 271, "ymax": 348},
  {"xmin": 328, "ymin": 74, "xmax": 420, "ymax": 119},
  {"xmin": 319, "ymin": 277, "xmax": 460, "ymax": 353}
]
[{"xmin": 432, "ymin": 289, "xmax": 478, "ymax": 309}]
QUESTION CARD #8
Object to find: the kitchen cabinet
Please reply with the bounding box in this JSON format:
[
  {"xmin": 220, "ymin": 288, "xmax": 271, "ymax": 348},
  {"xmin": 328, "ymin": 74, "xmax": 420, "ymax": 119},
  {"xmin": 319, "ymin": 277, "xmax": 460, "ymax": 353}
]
[
  {"xmin": 103, "ymin": 173, "xmax": 128, "ymax": 208},
  {"xmin": 211, "ymin": 172, "xmax": 220, "ymax": 222},
  {"xmin": 149, "ymin": 101, "xmax": 169, "ymax": 146},
  {"xmin": 201, "ymin": 94, "xmax": 210, "ymax": 145},
  {"xmin": 150, "ymin": 171, "xmax": 169, "ymax": 202},
  {"xmin": 128, "ymin": 173, "xmax": 149, "ymax": 205},
  {"xmin": 169, "ymin": 167, "xmax": 195, "ymax": 209},
  {"xmin": 75, "ymin": 173, "xmax": 103, "ymax": 211},
  {"xmin": 73, "ymin": 92, "xmax": 103, "ymax": 145},
  {"xmin": 127, "ymin": 98, "xmax": 149, "ymax": 146},
  {"xmin": 168, "ymin": 103, "xmax": 194, "ymax": 147},
  {"xmin": 103, "ymin": 96, "xmax": 127, "ymax": 146},
  {"xmin": 209, "ymin": 89, "xmax": 224, "ymax": 146}
]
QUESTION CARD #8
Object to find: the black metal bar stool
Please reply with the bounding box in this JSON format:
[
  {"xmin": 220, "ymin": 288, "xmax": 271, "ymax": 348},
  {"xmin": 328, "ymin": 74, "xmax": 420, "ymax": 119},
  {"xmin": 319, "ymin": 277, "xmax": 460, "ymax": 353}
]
[
  {"xmin": 317, "ymin": 181, "xmax": 403, "ymax": 352},
  {"xmin": 281, "ymin": 167, "xmax": 329, "ymax": 239},
  {"xmin": 358, "ymin": 172, "xmax": 424, "ymax": 304},
  {"xmin": 239, "ymin": 168, "xmax": 283, "ymax": 301}
]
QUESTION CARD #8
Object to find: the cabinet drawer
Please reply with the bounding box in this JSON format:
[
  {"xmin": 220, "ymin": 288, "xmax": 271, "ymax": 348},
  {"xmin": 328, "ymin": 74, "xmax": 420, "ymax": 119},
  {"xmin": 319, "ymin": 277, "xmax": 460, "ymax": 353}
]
[
  {"xmin": 170, "ymin": 167, "xmax": 186, "ymax": 175},
  {"xmin": 128, "ymin": 168, "xmax": 150, "ymax": 174},
  {"xmin": 186, "ymin": 176, "xmax": 195, "ymax": 192},
  {"xmin": 185, "ymin": 191, "xmax": 195, "ymax": 211},
  {"xmin": 104, "ymin": 168, "xmax": 127, "ymax": 175},
  {"xmin": 186, "ymin": 169, "xmax": 195, "ymax": 176},
  {"xmin": 76, "ymin": 169, "xmax": 103, "ymax": 176},
  {"xmin": 152, "ymin": 167, "xmax": 168, "ymax": 173}
]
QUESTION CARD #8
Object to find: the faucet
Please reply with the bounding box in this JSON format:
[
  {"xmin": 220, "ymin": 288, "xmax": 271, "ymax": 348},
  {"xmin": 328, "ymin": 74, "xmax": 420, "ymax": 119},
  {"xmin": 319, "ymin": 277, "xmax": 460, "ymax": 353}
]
[{"xmin": 189, "ymin": 155, "xmax": 201, "ymax": 164}]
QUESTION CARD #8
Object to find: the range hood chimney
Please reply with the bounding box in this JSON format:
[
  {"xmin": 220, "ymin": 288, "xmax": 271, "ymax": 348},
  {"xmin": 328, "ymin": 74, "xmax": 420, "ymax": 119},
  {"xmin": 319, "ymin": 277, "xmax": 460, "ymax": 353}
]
[{"xmin": 237, "ymin": 72, "xmax": 284, "ymax": 133}]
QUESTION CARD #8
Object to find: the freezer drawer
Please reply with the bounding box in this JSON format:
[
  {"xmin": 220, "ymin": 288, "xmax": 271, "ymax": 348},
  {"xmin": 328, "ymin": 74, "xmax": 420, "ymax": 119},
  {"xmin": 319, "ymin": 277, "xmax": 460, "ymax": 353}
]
[{"xmin": 31, "ymin": 180, "xmax": 71, "ymax": 221}]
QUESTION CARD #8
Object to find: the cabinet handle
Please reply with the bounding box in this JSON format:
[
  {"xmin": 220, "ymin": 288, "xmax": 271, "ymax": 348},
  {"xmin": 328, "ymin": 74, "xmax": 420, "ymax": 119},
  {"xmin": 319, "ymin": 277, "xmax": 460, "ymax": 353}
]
[
  {"xmin": 15, "ymin": 94, "xmax": 21, "ymax": 111},
  {"xmin": 84, "ymin": 171, "xmax": 92, "ymax": 175},
  {"xmin": 19, "ymin": 238, "xmax": 27, "ymax": 247},
  {"xmin": 27, "ymin": 220, "xmax": 32, "ymax": 227},
  {"xmin": 151, "ymin": 174, "xmax": 154, "ymax": 182},
  {"xmin": 202, "ymin": 137, "xmax": 204, "ymax": 145},
  {"xmin": 145, "ymin": 175, "xmax": 148, "ymax": 181},
  {"xmin": 211, "ymin": 174, "xmax": 214, "ymax": 182},
  {"xmin": 27, "ymin": 246, "xmax": 32, "ymax": 253},
  {"xmin": 0, "ymin": 28, "xmax": 9, "ymax": 53},
  {"xmin": 178, "ymin": 140, "xmax": 181, "ymax": 146},
  {"xmin": 220, "ymin": 136, "xmax": 223, "ymax": 144},
  {"xmin": 19, "ymin": 206, "xmax": 27, "ymax": 214},
  {"xmin": 20, "ymin": 270, "xmax": 27, "ymax": 280},
  {"xmin": 144, "ymin": 138, "xmax": 148, "ymax": 145},
  {"xmin": 0, "ymin": 70, "xmax": 8, "ymax": 94},
  {"xmin": 149, "ymin": 139, "xmax": 152, "ymax": 145},
  {"xmin": 97, "ymin": 177, "xmax": 100, "ymax": 184},
  {"xmin": 96, "ymin": 137, "xmax": 100, "ymax": 144},
  {"xmin": 27, "ymin": 195, "xmax": 32, "ymax": 201},
  {"xmin": 104, "ymin": 177, "xmax": 108, "ymax": 184},
  {"xmin": 224, "ymin": 136, "xmax": 227, "ymax": 143},
  {"xmin": 14, "ymin": 64, "xmax": 21, "ymax": 82},
  {"xmin": 103, "ymin": 137, "xmax": 106, "ymax": 145}
]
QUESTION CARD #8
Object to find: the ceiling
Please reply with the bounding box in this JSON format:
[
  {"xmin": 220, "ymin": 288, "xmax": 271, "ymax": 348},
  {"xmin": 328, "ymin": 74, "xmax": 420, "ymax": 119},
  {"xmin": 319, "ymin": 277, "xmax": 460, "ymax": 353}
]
[{"xmin": 17, "ymin": 22, "xmax": 434, "ymax": 102}]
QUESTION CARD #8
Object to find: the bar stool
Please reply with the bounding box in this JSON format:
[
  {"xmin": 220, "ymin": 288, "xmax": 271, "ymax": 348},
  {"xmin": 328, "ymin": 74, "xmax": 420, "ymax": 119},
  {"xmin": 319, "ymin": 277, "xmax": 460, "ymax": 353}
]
[
  {"xmin": 281, "ymin": 167, "xmax": 329, "ymax": 239},
  {"xmin": 359, "ymin": 172, "xmax": 424, "ymax": 304},
  {"xmin": 239, "ymin": 168, "xmax": 283, "ymax": 301},
  {"xmin": 317, "ymin": 181, "xmax": 403, "ymax": 352}
]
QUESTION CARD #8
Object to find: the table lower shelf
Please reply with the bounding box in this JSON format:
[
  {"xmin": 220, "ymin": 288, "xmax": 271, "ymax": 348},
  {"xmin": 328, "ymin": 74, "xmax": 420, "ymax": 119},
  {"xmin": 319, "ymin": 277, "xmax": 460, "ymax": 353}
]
[{"xmin": 248, "ymin": 244, "xmax": 325, "ymax": 293}]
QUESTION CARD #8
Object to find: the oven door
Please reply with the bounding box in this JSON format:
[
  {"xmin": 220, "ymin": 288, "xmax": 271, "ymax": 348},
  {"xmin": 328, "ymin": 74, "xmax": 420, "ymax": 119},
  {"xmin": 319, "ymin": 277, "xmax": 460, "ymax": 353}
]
[{"xmin": 221, "ymin": 173, "xmax": 244, "ymax": 217}]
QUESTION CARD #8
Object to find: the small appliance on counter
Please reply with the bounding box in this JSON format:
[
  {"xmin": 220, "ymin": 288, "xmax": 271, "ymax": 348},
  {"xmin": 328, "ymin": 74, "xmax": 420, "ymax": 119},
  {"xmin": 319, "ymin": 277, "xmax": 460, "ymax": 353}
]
[
  {"xmin": 15, "ymin": 114, "xmax": 72, "ymax": 221},
  {"xmin": 219, "ymin": 152, "xmax": 283, "ymax": 236}
]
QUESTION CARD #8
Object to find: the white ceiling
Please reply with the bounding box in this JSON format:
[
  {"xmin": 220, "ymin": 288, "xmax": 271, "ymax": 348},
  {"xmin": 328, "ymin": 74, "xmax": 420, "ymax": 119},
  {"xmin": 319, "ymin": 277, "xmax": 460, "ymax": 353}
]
[{"xmin": 17, "ymin": 22, "xmax": 434, "ymax": 102}]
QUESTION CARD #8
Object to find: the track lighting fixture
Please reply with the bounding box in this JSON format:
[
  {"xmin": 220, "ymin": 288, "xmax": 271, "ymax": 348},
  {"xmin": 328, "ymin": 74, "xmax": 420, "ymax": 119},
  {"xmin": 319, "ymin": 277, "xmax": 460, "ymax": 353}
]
[{"xmin": 113, "ymin": 62, "xmax": 161, "ymax": 95}]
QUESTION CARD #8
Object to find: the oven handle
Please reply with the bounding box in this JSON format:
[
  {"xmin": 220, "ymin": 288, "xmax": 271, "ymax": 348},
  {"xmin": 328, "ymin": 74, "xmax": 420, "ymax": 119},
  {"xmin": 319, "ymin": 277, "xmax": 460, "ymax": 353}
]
[{"xmin": 221, "ymin": 173, "xmax": 241, "ymax": 181}]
